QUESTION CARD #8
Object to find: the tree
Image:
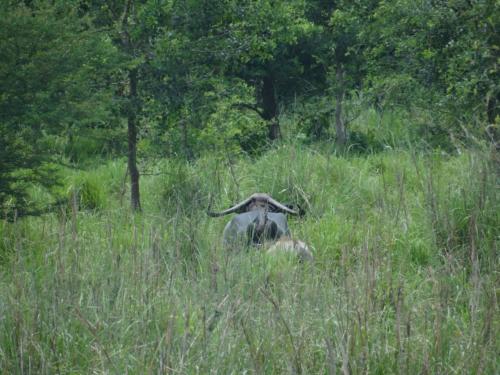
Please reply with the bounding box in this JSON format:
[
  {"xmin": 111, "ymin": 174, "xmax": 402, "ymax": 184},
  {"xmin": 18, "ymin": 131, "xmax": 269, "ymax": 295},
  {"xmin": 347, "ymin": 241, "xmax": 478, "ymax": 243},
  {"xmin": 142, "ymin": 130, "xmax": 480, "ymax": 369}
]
[
  {"xmin": 307, "ymin": 0, "xmax": 376, "ymax": 145},
  {"xmin": 119, "ymin": 0, "xmax": 142, "ymax": 211},
  {"xmin": 82, "ymin": 0, "xmax": 174, "ymax": 211},
  {"xmin": 222, "ymin": 0, "xmax": 316, "ymax": 140},
  {"xmin": 364, "ymin": 0, "xmax": 499, "ymax": 141},
  {"xmin": 0, "ymin": 1, "xmax": 118, "ymax": 215}
]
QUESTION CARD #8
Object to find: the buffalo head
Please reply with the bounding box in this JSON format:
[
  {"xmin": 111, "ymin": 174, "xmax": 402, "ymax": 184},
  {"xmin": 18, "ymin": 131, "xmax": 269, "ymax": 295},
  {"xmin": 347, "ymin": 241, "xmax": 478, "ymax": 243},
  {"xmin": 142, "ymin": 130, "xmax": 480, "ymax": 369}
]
[{"xmin": 208, "ymin": 193, "xmax": 299, "ymax": 248}]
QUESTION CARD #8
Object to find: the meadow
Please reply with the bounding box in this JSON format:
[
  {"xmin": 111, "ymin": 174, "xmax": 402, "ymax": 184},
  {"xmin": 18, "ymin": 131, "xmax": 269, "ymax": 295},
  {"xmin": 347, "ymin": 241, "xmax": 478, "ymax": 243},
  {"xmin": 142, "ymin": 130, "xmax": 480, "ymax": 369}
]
[{"xmin": 0, "ymin": 113, "xmax": 498, "ymax": 374}]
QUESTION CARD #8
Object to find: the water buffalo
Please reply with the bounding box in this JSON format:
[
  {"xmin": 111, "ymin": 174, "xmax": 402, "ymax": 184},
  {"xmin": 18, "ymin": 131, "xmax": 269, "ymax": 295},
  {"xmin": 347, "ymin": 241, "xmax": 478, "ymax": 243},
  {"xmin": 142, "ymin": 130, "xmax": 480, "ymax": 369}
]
[{"xmin": 208, "ymin": 193, "xmax": 299, "ymax": 248}]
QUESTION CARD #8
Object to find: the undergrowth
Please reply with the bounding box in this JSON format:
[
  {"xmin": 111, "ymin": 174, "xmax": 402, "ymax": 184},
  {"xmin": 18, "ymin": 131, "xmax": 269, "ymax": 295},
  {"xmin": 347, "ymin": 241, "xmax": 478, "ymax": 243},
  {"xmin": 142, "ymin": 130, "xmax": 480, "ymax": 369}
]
[{"xmin": 0, "ymin": 143, "xmax": 498, "ymax": 374}]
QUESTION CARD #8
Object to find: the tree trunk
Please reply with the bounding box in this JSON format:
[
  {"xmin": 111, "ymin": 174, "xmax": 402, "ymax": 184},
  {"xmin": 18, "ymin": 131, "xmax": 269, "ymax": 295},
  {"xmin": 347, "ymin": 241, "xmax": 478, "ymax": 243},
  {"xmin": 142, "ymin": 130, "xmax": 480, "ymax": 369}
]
[
  {"xmin": 262, "ymin": 73, "xmax": 280, "ymax": 140},
  {"xmin": 335, "ymin": 64, "xmax": 347, "ymax": 146},
  {"xmin": 181, "ymin": 119, "xmax": 193, "ymax": 160},
  {"xmin": 120, "ymin": 0, "xmax": 141, "ymax": 211},
  {"xmin": 486, "ymin": 93, "xmax": 499, "ymax": 125},
  {"xmin": 127, "ymin": 68, "xmax": 141, "ymax": 211},
  {"xmin": 486, "ymin": 94, "xmax": 499, "ymax": 148}
]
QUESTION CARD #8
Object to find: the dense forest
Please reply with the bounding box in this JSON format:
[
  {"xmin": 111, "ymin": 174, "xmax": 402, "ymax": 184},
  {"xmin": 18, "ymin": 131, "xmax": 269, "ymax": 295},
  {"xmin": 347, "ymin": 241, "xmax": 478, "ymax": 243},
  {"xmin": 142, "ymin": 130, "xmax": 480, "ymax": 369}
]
[{"xmin": 0, "ymin": 0, "xmax": 498, "ymax": 373}]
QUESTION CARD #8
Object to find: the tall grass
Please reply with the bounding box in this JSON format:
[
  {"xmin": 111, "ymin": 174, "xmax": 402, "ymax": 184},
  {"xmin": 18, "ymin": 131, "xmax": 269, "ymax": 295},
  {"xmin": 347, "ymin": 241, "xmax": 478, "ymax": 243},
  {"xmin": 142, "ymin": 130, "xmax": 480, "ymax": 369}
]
[{"xmin": 0, "ymin": 142, "xmax": 497, "ymax": 373}]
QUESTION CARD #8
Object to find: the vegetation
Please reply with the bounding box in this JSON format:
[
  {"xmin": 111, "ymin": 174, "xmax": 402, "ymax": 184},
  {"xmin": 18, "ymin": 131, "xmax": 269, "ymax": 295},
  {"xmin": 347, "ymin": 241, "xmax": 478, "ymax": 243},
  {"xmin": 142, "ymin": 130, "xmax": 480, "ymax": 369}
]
[{"xmin": 0, "ymin": 0, "xmax": 498, "ymax": 374}]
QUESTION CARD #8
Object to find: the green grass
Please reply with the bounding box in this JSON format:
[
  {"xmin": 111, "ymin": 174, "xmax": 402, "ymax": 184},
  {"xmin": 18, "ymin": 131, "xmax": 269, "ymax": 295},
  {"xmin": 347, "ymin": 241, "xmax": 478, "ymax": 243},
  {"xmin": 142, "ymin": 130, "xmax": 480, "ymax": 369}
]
[{"xmin": 0, "ymin": 142, "xmax": 498, "ymax": 373}]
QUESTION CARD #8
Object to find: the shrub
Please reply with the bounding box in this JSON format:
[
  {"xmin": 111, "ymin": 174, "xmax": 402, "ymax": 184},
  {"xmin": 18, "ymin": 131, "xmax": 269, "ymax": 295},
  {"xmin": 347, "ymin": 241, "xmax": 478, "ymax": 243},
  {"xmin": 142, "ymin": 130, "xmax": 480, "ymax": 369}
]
[{"xmin": 67, "ymin": 174, "xmax": 105, "ymax": 211}]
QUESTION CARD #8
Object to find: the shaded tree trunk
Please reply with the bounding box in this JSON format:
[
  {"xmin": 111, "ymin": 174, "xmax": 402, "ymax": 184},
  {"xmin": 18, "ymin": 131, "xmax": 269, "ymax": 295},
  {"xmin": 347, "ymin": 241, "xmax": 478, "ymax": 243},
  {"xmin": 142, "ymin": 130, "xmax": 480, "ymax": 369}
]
[
  {"xmin": 180, "ymin": 119, "xmax": 193, "ymax": 160},
  {"xmin": 486, "ymin": 94, "xmax": 499, "ymax": 145},
  {"xmin": 335, "ymin": 64, "xmax": 347, "ymax": 146},
  {"xmin": 486, "ymin": 97, "xmax": 496, "ymax": 124},
  {"xmin": 121, "ymin": 0, "xmax": 141, "ymax": 211},
  {"xmin": 127, "ymin": 67, "xmax": 141, "ymax": 211},
  {"xmin": 262, "ymin": 73, "xmax": 280, "ymax": 140}
]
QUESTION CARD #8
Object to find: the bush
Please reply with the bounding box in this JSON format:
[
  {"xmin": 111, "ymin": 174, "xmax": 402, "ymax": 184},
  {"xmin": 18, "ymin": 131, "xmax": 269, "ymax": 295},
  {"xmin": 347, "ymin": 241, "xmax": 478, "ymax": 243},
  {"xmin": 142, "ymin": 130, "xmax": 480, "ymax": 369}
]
[
  {"xmin": 153, "ymin": 160, "xmax": 207, "ymax": 215},
  {"xmin": 67, "ymin": 174, "xmax": 105, "ymax": 211}
]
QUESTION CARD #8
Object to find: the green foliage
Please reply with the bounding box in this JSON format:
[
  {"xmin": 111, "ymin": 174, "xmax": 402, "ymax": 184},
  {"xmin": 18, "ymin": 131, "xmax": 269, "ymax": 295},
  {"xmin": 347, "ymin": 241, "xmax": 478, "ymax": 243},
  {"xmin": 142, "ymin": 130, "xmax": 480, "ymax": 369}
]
[
  {"xmin": 201, "ymin": 80, "xmax": 268, "ymax": 155},
  {"xmin": 365, "ymin": 0, "xmax": 500, "ymax": 133},
  {"xmin": 152, "ymin": 159, "xmax": 205, "ymax": 214},
  {"xmin": 292, "ymin": 96, "xmax": 335, "ymax": 140},
  {"xmin": 67, "ymin": 175, "xmax": 106, "ymax": 211},
  {"xmin": 0, "ymin": 145, "xmax": 497, "ymax": 373},
  {"xmin": 225, "ymin": 0, "xmax": 314, "ymax": 64},
  {"xmin": 1, "ymin": 0, "xmax": 499, "ymax": 371},
  {"xmin": 65, "ymin": 126, "xmax": 127, "ymax": 163},
  {"xmin": 0, "ymin": 1, "xmax": 119, "ymax": 212},
  {"xmin": 2, "ymin": 0, "xmax": 498, "ymax": 217},
  {"xmin": 44, "ymin": 161, "xmax": 127, "ymax": 213}
]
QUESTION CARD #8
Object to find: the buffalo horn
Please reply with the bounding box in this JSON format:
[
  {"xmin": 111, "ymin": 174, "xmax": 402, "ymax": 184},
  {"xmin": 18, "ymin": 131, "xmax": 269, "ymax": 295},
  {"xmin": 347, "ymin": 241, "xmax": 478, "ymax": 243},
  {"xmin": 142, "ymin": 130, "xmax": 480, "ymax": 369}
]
[
  {"xmin": 266, "ymin": 196, "xmax": 299, "ymax": 215},
  {"xmin": 207, "ymin": 193, "xmax": 299, "ymax": 216},
  {"xmin": 207, "ymin": 195, "xmax": 256, "ymax": 217}
]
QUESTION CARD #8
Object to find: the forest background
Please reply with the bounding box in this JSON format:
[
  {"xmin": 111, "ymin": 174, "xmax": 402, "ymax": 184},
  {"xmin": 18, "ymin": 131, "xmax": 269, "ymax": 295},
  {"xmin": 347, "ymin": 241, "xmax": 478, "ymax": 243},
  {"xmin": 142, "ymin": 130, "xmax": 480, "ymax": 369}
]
[{"xmin": 0, "ymin": 0, "xmax": 498, "ymax": 373}]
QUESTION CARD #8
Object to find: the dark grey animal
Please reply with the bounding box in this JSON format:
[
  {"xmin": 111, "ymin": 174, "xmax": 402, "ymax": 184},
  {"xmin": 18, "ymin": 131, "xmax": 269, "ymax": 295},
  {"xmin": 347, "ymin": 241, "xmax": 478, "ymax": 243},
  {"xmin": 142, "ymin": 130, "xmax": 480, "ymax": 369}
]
[{"xmin": 208, "ymin": 193, "xmax": 299, "ymax": 248}]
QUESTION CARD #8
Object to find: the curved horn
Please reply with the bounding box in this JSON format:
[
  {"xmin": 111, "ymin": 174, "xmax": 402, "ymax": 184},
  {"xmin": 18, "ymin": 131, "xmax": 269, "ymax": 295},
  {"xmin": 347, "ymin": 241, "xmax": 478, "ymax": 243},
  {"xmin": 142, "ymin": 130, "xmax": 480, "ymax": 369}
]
[
  {"xmin": 266, "ymin": 196, "xmax": 299, "ymax": 215},
  {"xmin": 207, "ymin": 195, "xmax": 255, "ymax": 217},
  {"xmin": 207, "ymin": 193, "xmax": 300, "ymax": 217}
]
